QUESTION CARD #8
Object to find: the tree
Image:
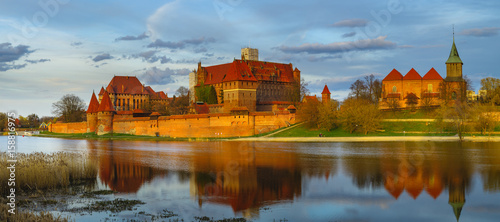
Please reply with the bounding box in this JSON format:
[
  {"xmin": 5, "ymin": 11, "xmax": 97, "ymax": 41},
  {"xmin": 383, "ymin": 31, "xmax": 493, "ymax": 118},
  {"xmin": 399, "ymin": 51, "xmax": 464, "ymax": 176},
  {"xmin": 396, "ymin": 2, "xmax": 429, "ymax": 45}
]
[
  {"xmin": 176, "ymin": 86, "xmax": 189, "ymax": 97},
  {"xmin": 480, "ymin": 77, "xmax": 500, "ymax": 105},
  {"xmin": 195, "ymin": 84, "xmax": 218, "ymax": 104},
  {"xmin": 386, "ymin": 98, "xmax": 400, "ymax": 113},
  {"xmin": 339, "ymin": 98, "xmax": 381, "ymax": 135},
  {"xmin": 434, "ymin": 100, "xmax": 473, "ymax": 141},
  {"xmin": 349, "ymin": 74, "xmax": 382, "ymax": 104},
  {"xmin": 349, "ymin": 79, "xmax": 367, "ymax": 99},
  {"xmin": 420, "ymin": 90, "xmax": 435, "ymax": 112},
  {"xmin": 18, "ymin": 115, "xmax": 29, "ymax": 127},
  {"xmin": 472, "ymin": 105, "xmax": 498, "ymax": 135},
  {"xmin": 297, "ymin": 96, "xmax": 321, "ymax": 129},
  {"xmin": 27, "ymin": 113, "xmax": 39, "ymax": 128},
  {"xmin": 405, "ymin": 93, "xmax": 419, "ymax": 111},
  {"xmin": 0, "ymin": 112, "xmax": 7, "ymax": 131},
  {"xmin": 317, "ymin": 100, "xmax": 339, "ymax": 131},
  {"xmin": 169, "ymin": 86, "xmax": 190, "ymax": 115},
  {"xmin": 52, "ymin": 94, "xmax": 86, "ymax": 122}
]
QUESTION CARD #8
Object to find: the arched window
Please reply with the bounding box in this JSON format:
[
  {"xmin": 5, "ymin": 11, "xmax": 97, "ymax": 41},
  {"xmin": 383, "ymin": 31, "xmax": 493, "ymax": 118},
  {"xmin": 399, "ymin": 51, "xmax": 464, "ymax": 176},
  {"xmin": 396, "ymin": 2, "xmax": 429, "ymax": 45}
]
[
  {"xmin": 428, "ymin": 84, "xmax": 433, "ymax": 93},
  {"xmin": 392, "ymin": 86, "xmax": 397, "ymax": 93}
]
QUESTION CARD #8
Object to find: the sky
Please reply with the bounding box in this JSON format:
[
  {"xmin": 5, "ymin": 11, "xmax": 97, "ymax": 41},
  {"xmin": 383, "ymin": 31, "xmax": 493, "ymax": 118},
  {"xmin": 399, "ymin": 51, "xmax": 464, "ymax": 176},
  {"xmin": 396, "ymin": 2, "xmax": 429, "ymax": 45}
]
[{"xmin": 1, "ymin": 0, "xmax": 499, "ymax": 117}]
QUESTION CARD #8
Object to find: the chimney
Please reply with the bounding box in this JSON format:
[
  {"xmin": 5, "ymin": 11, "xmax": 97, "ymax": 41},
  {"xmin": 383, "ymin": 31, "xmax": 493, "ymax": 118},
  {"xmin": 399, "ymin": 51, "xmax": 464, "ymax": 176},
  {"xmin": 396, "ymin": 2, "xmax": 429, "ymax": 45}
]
[{"xmin": 122, "ymin": 85, "xmax": 124, "ymax": 93}]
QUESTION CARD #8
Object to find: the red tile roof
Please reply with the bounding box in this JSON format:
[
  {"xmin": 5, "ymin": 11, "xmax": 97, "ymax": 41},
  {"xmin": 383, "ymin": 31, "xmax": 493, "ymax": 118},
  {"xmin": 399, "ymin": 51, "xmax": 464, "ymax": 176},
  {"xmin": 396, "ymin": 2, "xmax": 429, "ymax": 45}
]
[
  {"xmin": 287, "ymin": 105, "xmax": 297, "ymax": 110},
  {"xmin": 302, "ymin": 95, "xmax": 318, "ymax": 103},
  {"xmin": 150, "ymin": 112, "xmax": 161, "ymax": 116},
  {"xmin": 201, "ymin": 59, "xmax": 295, "ymax": 84},
  {"xmin": 321, "ymin": 85, "xmax": 331, "ymax": 94},
  {"xmin": 224, "ymin": 60, "xmax": 257, "ymax": 82},
  {"xmin": 97, "ymin": 91, "xmax": 116, "ymax": 112},
  {"xmin": 98, "ymin": 87, "xmax": 106, "ymax": 95},
  {"xmin": 383, "ymin": 69, "xmax": 403, "ymax": 81},
  {"xmin": 403, "ymin": 68, "xmax": 422, "ymax": 80},
  {"xmin": 194, "ymin": 103, "xmax": 210, "ymax": 114},
  {"xmin": 106, "ymin": 76, "xmax": 144, "ymax": 95},
  {"xmin": 422, "ymin": 68, "xmax": 443, "ymax": 80},
  {"xmin": 86, "ymin": 92, "xmax": 100, "ymax": 113}
]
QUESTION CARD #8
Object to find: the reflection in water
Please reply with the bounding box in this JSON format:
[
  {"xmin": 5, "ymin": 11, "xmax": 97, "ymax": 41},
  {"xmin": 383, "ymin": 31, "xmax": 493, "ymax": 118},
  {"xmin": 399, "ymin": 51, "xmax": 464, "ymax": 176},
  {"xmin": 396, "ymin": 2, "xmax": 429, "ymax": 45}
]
[{"xmin": 82, "ymin": 140, "xmax": 500, "ymax": 221}]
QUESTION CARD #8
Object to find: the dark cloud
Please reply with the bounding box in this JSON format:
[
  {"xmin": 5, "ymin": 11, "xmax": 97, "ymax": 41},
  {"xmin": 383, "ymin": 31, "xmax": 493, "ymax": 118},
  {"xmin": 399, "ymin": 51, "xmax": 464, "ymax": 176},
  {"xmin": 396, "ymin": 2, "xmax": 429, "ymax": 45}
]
[
  {"xmin": 307, "ymin": 55, "xmax": 342, "ymax": 62},
  {"xmin": 459, "ymin": 27, "xmax": 500, "ymax": 37},
  {"xmin": 276, "ymin": 36, "xmax": 396, "ymax": 54},
  {"xmin": 26, "ymin": 59, "xmax": 51, "ymax": 64},
  {"xmin": 342, "ymin": 32, "xmax": 356, "ymax": 38},
  {"xmin": 0, "ymin": 42, "xmax": 34, "ymax": 71},
  {"xmin": 204, "ymin": 53, "xmax": 214, "ymax": 57},
  {"xmin": 140, "ymin": 67, "xmax": 191, "ymax": 85},
  {"xmin": 71, "ymin": 42, "xmax": 83, "ymax": 47},
  {"xmin": 147, "ymin": 36, "xmax": 216, "ymax": 49},
  {"xmin": 92, "ymin": 53, "xmax": 114, "ymax": 62},
  {"xmin": 194, "ymin": 47, "xmax": 208, "ymax": 53},
  {"xmin": 332, "ymin": 19, "xmax": 368, "ymax": 27},
  {"xmin": 115, "ymin": 32, "xmax": 149, "ymax": 41},
  {"xmin": 0, "ymin": 43, "xmax": 34, "ymax": 62}
]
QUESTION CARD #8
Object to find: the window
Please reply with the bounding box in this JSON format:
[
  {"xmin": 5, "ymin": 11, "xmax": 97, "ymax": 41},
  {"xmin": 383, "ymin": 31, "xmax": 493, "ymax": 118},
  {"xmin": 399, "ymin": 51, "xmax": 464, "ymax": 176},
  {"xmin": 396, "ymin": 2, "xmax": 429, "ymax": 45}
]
[
  {"xmin": 428, "ymin": 84, "xmax": 433, "ymax": 93},
  {"xmin": 392, "ymin": 86, "xmax": 397, "ymax": 93}
]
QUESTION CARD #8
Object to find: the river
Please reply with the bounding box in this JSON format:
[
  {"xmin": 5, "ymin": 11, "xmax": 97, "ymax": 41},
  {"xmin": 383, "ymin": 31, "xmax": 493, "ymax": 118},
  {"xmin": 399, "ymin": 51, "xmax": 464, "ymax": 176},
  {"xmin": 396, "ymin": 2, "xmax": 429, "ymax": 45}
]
[{"xmin": 2, "ymin": 136, "xmax": 500, "ymax": 221}]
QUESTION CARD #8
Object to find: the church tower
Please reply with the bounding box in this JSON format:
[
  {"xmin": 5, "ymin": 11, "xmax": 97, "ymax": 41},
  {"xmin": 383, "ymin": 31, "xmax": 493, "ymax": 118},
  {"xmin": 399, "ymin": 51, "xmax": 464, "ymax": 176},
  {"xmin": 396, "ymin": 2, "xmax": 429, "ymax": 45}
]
[
  {"xmin": 445, "ymin": 33, "xmax": 463, "ymax": 82},
  {"xmin": 321, "ymin": 85, "xmax": 331, "ymax": 104}
]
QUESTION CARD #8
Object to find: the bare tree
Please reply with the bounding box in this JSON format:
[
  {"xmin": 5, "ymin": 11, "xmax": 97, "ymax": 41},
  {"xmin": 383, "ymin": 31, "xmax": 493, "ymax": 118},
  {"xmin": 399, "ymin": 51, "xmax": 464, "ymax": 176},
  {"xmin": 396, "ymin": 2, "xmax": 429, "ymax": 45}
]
[
  {"xmin": 339, "ymin": 98, "xmax": 381, "ymax": 135},
  {"xmin": 52, "ymin": 94, "xmax": 86, "ymax": 122},
  {"xmin": 317, "ymin": 100, "xmax": 339, "ymax": 131}
]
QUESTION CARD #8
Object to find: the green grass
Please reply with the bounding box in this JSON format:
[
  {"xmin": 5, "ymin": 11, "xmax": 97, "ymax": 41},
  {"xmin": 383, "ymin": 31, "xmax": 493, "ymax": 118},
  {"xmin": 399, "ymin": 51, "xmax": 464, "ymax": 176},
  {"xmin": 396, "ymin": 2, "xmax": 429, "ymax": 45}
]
[{"xmin": 380, "ymin": 109, "xmax": 437, "ymax": 119}]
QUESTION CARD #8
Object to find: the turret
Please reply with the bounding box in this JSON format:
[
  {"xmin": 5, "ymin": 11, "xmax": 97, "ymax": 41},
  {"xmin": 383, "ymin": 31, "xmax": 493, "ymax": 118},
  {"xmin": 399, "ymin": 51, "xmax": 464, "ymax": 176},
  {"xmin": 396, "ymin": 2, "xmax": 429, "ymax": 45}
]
[
  {"xmin": 97, "ymin": 90, "xmax": 115, "ymax": 135},
  {"xmin": 321, "ymin": 85, "xmax": 331, "ymax": 104},
  {"xmin": 445, "ymin": 34, "xmax": 463, "ymax": 82},
  {"xmin": 293, "ymin": 67, "xmax": 301, "ymax": 84},
  {"xmin": 86, "ymin": 91, "xmax": 100, "ymax": 133}
]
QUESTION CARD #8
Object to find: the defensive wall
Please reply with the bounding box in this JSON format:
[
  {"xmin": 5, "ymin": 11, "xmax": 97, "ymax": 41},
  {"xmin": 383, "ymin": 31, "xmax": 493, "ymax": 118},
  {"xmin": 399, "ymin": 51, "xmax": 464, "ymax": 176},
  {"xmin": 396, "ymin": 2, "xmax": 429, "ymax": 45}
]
[{"xmin": 49, "ymin": 112, "xmax": 296, "ymax": 138}]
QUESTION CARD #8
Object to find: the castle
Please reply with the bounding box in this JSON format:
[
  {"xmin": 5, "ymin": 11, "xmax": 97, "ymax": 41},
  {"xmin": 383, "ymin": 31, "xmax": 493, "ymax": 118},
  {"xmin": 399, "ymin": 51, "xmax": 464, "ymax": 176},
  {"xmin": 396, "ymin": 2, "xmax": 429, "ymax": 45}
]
[
  {"xmin": 49, "ymin": 48, "xmax": 311, "ymax": 137},
  {"xmin": 380, "ymin": 36, "xmax": 466, "ymax": 109},
  {"xmin": 189, "ymin": 48, "xmax": 302, "ymax": 113}
]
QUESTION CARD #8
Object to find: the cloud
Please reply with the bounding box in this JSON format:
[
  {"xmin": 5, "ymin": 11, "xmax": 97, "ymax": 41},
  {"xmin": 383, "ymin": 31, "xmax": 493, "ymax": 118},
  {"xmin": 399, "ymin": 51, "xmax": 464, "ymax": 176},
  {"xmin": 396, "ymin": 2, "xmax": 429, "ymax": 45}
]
[
  {"xmin": 127, "ymin": 50, "xmax": 173, "ymax": 64},
  {"xmin": 140, "ymin": 67, "xmax": 191, "ymax": 85},
  {"xmin": 26, "ymin": 59, "xmax": 51, "ymax": 64},
  {"xmin": 0, "ymin": 42, "xmax": 34, "ymax": 71},
  {"xmin": 92, "ymin": 53, "xmax": 114, "ymax": 62},
  {"xmin": 459, "ymin": 27, "xmax": 500, "ymax": 37},
  {"xmin": 342, "ymin": 32, "xmax": 356, "ymax": 38},
  {"xmin": 276, "ymin": 36, "xmax": 397, "ymax": 54},
  {"xmin": 115, "ymin": 32, "xmax": 149, "ymax": 41},
  {"xmin": 147, "ymin": 36, "xmax": 216, "ymax": 49},
  {"xmin": 70, "ymin": 42, "xmax": 83, "ymax": 47},
  {"xmin": 332, "ymin": 19, "xmax": 368, "ymax": 27}
]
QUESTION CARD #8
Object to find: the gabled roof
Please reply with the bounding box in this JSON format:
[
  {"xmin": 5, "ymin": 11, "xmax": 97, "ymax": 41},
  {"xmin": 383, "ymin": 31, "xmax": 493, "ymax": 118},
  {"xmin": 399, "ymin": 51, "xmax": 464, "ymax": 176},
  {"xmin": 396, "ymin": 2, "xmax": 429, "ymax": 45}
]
[
  {"xmin": 204, "ymin": 63, "xmax": 232, "ymax": 85},
  {"xmin": 86, "ymin": 91, "xmax": 100, "ymax": 113},
  {"xmin": 106, "ymin": 76, "xmax": 143, "ymax": 95},
  {"xmin": 383, "ymin": 69, "xmax": 403, "ymax": 81},
  {"xmin": 98, "ymin": 87, "xmax": 106, "ymax": 95},
  {"xmin": 321, "ymin": 85, "xmax": 331, "ymax": 95},
  {"xmin": 446, "ymin": 39, "xmax": 463, "ymax": 64},
  {"xmin": 223, "ymin": 60, "xmax": 257, "ymax": 82},
  {"xmin": 97, "ymin": 91, "xmax": 116, "ymax": 112},
  {"xmin": 245, "ymin": 60, "xmax": 294, "ymax": 82},
  {"xmin": 302, "ymin": 95, "xmax": 319, "ymax": 103},
  {"xmin": 194, "ymin": 103, "xmax": 209, "ymax": 114},
  {"xmin": 422, "ymin": 68, "xmax": 443, "ymax": 80},
  {"xmin": 403, "ymin": 68, "xmax": 422, "ymax": 80}
]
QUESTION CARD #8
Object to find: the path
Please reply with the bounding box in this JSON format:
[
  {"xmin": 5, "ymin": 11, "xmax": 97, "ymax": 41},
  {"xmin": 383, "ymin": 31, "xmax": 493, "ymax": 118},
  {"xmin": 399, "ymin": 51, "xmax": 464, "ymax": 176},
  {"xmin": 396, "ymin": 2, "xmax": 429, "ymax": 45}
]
[{"xmin": 262, "ymin": 122, "xmax": 305, "ymax": 137}]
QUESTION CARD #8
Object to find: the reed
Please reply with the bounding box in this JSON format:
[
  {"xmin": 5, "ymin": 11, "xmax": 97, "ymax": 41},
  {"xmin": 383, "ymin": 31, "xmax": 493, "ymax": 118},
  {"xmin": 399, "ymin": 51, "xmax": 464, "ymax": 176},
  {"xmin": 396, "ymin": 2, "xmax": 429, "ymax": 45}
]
[
  {"xmin": 0, "ymin": 152, "xmax": 97, "ymax": 195},
  {"xmin": 0, "ymin": 202, "xmax": 71, "ymax": 222}
]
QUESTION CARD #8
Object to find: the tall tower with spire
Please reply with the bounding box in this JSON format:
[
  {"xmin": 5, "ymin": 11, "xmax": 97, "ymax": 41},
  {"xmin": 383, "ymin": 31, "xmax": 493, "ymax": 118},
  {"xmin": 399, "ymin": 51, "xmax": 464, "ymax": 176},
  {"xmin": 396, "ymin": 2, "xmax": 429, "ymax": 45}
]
[{"xmin": 445, "ymin": 29, "xmax": 463, "ymax": 82}]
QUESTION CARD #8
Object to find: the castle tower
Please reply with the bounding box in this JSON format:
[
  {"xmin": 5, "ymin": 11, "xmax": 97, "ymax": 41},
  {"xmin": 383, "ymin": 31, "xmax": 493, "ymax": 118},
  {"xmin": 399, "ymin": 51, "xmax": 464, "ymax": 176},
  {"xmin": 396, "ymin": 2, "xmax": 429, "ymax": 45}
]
[
  {"xmin": 241, "ymin": 47, "xmax": 258, "ymax": 61},
  {"xmin": 86, "ymin": 91, "xmax": 100, "ymax": 133},
  {"xmin": 293, "ymin": 67, "xmax": 301, "ymax": 84},
  {"xmin": 321, "ymin": 85, "xmax": 331, "ymax": 104},
  {"xmin": 97, "ymin": 90, "xmax": 116, "ymax": 135}
]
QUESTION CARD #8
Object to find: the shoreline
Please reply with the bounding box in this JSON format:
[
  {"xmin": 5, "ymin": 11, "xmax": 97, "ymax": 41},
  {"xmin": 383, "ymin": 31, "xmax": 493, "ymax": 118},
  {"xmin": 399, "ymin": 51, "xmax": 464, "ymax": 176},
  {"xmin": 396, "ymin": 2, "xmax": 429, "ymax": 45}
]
[{"xmin": 230, "ymin": 136, "xmax": 500, "ymax": 142}]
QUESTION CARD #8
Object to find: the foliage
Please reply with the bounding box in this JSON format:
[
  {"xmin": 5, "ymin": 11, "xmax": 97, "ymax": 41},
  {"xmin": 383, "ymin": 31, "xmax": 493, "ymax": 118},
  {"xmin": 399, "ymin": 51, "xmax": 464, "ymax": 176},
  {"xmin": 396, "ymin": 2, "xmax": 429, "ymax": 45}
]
[
  {"xmin": 169, "ymin": 86, "xmax": 190, "ymax": 115},
  {"xmin": 52, "ymin": 94, "xmax": 86, "ymax": 122},
  {"xmin": 348, "ymin": 74, "xmax": 382, "ymax": 104},
  {"xmin": 420, "ymin": 90, "xmax": 435, "ymax": 111},
  {"xmin": 0, "ymin": 113, "xmax": 6, "ymax": 131},
  {"xmin": 195, "ymin": 84, "xmax": 218, "ymax": 104},
  {"xmin": 434, "ymin": 100, "xmax": 473, "ymax": 141},
  {"xmin": 27, "ymin": 113, "xmax": 39, "ymax": 128},
  {"xmin": 472, "ymin": 105, "xmax": 499, "ymax": 135},
  {"xmin": 480, "ymin": 77, "xmax": 500, "ymax": 105},
  {"xmin": 405, "ymin": 93, "xmax": 419, "ymax": 111},
  {"xmin": 339, "ymin": 98, "xmax": 381, "ymax": 135},
  {"xmin": 297, "ymin": 96, "xmax": 321, "ymax": 129},
  {"xmin": 317, "ymin": 100, "xmax": 339, "ymax": 131},
  {"xmin": 386, "ymin": 98, "xmax": 400, "ymax": 113}
]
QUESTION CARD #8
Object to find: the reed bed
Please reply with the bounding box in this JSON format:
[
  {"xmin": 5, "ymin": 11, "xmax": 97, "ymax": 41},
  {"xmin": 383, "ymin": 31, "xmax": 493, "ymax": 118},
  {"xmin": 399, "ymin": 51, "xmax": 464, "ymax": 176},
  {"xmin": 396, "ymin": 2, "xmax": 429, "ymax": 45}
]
[
  {"xmin": 0, "ymin": 202, "xmax": 71, "ymax": 222},
  {"xmin": 0, "ymin": 152, "xmax": 97, "ymax": 195}
]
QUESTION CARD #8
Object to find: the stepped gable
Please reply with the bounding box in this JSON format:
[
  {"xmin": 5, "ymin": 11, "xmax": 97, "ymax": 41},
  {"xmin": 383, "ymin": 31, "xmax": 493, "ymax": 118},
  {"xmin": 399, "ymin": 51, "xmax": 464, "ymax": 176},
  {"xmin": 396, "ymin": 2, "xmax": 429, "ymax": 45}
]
[
  {"xmin": 422, "ymin": 68, "xmax": 443, "ymax": 80},
  {"xmin": 97, "ymin": 91, "xmax": 116, "ymax": 112},
  {"xmin": 321, "ymin": 85, "xmax": 331, "ymax": 94},
  {"xmin": 403, "ymin": 68, "xmax": 422, "ymax": 80},
  {"xmin": 86, "ymin": 92, "xmax": 100, "ymax": 113},
  {"xmin": 245, "ymin": 60, "xmax": 294, "ymax": 82},
  {"xmin": 383, "ymin": 69, "xmax": 403, "ymax": 81},
  {"xmin": 222, "ymin": 60, "xmax": 257, "ymax": 82}
]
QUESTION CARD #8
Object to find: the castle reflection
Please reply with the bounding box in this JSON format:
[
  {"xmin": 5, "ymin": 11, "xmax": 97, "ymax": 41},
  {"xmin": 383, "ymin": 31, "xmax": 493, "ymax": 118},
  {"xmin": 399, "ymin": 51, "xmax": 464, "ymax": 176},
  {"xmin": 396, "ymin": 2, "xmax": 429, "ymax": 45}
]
[{"xmin": 91, "ymin": 141, "xmax": 500, "ymax": 220}]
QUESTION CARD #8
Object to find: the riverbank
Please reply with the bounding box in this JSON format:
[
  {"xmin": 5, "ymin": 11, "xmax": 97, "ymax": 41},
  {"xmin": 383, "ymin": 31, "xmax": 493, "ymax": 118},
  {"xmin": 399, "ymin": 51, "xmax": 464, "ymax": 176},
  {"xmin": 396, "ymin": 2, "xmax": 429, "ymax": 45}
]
[{"xmin": 231, "ymin": 135, "xmax": 500, "ymax": 142}]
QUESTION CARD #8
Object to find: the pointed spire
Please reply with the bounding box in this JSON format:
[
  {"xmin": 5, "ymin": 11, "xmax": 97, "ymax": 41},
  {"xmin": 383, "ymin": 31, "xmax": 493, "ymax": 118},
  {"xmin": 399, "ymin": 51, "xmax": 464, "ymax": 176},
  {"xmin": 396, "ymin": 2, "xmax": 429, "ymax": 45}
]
[
  {"xmin": 446, "ymin": 27, "xmax": 463, "ymax": 64},
  {"xmin": 86, "ymin": 91, "xmax": 100, "ymax": 113},
  {"xmin": 97, "ymin": 91, "xmax": 116, "ymax": 112},
  {"xmin": 449, "ymin": 202, "xmax": 464, "ymax": 222},
  {"xmin": 321, "ymin": 85, "xmax": 331, "ymax": 95}
]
